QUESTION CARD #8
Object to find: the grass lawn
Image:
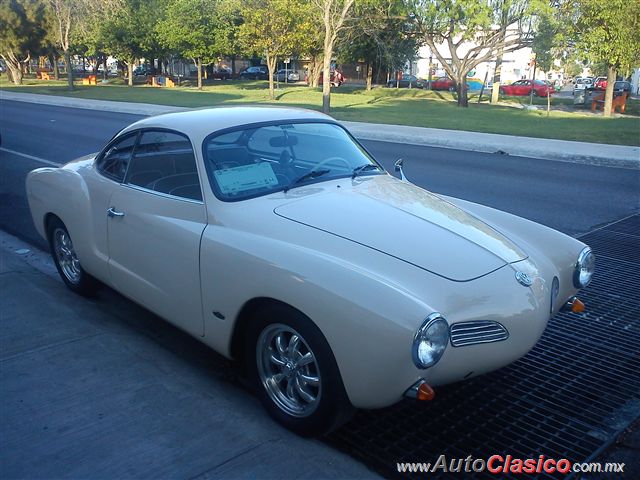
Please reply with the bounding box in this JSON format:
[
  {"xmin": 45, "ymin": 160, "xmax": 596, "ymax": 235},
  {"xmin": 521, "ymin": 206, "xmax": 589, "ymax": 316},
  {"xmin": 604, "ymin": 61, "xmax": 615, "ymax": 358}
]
[{"xmin": 2, "ymin": 76, "xmax": 639, "ymax": 146}]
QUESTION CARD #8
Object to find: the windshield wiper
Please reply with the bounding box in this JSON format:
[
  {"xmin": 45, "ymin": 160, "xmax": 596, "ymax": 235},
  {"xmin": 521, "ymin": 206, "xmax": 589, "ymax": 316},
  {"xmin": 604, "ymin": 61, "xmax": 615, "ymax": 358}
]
[
  {"xmin": 352, "ymin": 163, "xmax": 383, "ymax": 178},
  {"xmin": 284, "ymin": 169, "xmax": 331, "ymax": 192}
]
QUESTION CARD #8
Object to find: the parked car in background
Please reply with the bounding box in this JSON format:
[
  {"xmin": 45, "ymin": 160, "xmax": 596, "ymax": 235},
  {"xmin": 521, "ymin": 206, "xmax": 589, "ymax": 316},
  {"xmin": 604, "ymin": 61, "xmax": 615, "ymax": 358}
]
[
  {"xmin": 500, "ymin": 79, "xmax": 554, "ymax": 97},
  {"xmin": 612, "ymin": 81, "xmax": 632, "ymax": 93},
  {"xmin": 211, "ymin": 67, "xmax": 232, "ymax": 80},
  {"xmin": 26, "ymin": 106, "xmax": 594, "ymax": 436},
  {"xmin": 306, "ymin": 70, "xmax": 345, "ymax": 87},
  {"xmin": 594, "ymin": 77, "xmax": 607, "ymax": 90},
  {"xmin": 239, "ymin": 65, "xmax": 269, "ymax": 80},
  {"xmin": 133, "ymin": 65, "xmax": 156, "ymax": 76},
  {"xmin": 273, "ymin": 69, "xmax": 300, "ymax": 82},
  {"xmin": 429, "ymin": 76, "xmax": 457, "ymax": 91},
  {"xmin": 387, "ymin": 74, "xmax": 424, "ymax": 89}
]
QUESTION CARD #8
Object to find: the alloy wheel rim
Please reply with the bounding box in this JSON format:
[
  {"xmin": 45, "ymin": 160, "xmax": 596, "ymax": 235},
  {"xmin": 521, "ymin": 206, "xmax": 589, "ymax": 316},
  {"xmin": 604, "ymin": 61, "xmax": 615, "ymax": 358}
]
[
  {"xmin": 256, "ymin": 323, "xmax": 321, "ymax": 418},
  {"xmin": 53, "ymin": 228, "xmax": 81, "ymax": 284}
]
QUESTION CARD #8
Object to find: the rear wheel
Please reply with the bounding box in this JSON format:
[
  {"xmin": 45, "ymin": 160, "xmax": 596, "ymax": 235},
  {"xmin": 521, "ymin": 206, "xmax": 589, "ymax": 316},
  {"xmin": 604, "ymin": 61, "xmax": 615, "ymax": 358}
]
[
  {"xmin": 48, "ymin": 217, "xmax": 98, "ymax": 296},
  {"xmin": 245, "ymin": 304, "xmax": 353, "ymax": 436}
]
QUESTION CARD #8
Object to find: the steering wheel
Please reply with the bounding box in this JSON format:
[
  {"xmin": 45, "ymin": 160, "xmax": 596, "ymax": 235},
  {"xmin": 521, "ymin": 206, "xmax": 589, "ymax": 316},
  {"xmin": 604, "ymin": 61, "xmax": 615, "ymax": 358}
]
[{"xmin": 313, "ymin": 156, "xmax": 351, "ymax": 172}]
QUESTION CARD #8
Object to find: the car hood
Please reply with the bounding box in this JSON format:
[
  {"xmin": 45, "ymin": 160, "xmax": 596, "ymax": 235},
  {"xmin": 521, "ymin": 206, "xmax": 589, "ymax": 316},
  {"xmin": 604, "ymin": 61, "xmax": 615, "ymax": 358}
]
[{"xmin": 274, "ymin": 176, "xmax": 527, "ymax": 281}]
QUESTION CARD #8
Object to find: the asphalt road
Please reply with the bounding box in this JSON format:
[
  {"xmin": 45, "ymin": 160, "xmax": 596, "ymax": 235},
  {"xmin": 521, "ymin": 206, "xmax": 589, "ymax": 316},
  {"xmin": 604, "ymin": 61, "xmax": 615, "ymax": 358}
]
[{"xmin": 1, "ymin": 99, "xmax": 638, "ymax": 253}]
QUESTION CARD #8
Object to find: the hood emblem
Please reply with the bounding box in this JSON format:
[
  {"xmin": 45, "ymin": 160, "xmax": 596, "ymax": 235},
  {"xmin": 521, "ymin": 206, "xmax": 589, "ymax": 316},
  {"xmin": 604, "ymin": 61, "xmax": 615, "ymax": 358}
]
[{"xmin": 515, "ymin": 271, "xmax": 533, "ymax": 287}]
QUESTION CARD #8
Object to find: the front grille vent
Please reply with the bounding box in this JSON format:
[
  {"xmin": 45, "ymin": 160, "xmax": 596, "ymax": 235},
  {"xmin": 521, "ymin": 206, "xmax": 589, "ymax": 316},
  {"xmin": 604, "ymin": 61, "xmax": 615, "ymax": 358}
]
[{"xmin": 450, "ymin": 320, "xmax": 509, "ymax": 347}]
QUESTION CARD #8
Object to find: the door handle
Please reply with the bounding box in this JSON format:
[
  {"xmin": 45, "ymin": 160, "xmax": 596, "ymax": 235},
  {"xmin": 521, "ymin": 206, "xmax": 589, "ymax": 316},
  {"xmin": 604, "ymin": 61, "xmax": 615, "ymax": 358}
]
[{"xmin": 107, "ymin": 207, "xmax": 125, "ymax": 218}]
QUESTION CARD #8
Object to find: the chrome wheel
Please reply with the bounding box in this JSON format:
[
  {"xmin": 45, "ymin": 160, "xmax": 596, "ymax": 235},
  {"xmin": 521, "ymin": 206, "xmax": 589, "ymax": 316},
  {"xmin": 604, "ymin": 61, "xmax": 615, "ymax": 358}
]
[
  {"xmin": 256, "ymin": 323, "xmax": 321, "ymax": 418},
  {"xmin": 53, "ymin": 227, "xmax": 81, "ymax": 284}
]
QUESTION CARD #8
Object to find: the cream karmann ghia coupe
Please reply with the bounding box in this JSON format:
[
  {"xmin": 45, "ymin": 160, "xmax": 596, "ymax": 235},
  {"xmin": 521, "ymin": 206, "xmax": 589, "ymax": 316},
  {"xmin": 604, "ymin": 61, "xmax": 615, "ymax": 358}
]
[{"xmin": 27, "ymin": 107, "xmax": 594, "ymax": 435}]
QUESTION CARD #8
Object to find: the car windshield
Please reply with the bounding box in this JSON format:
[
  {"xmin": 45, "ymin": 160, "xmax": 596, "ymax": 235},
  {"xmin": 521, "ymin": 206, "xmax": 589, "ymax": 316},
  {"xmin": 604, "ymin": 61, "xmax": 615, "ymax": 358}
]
[{"xmin": 203, "ymin": 122, "xmax": 384, "ymax": 201}]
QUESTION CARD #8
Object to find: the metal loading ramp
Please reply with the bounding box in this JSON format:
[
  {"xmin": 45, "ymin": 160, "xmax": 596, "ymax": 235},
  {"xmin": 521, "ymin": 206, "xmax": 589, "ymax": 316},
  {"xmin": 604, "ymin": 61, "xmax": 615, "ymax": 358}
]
[{"xmin": 327, "ymin": 214, "xmax": 640, "ymax": 479}]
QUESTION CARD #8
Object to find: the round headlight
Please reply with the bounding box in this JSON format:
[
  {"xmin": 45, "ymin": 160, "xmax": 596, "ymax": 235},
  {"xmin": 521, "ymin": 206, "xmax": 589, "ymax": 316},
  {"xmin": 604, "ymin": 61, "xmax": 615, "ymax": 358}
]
[
  {"xmin": 573, "ymin": 247, "xmax": 595, "ymax": 288},
  {"xmin": 412, "ymin": 313, "xmax": 449, "ymax": 369}
]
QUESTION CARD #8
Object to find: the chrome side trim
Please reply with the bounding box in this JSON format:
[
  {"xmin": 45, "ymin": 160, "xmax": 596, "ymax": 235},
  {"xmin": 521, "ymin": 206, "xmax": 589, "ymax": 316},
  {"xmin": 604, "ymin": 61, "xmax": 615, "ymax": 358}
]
[
  {"xmin": 450, "ymin": 321, "xmax": 509, "ymax": 347},
  {"xmin": 123, "ymin": 183, "xmax": 205, "ymax": 205}
]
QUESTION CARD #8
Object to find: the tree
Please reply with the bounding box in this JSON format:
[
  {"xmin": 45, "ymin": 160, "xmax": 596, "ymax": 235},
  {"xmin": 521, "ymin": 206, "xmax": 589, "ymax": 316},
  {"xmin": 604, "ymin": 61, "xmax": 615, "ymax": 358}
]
[
  {"xmin": 410, "ymin": 0, "xmax": 538, "ymax": 107},
  {"xmin": 338, "ymin": 0, "xmax": 418, "ymax": 90},
  {"xmin": 100, "ymin": 0, "xmax": 148, "ymax": 86},
  {"xmin": 216, "ymin": 0, "xmax": 244, "ymax": 77},
  {"xmin": 0, "ymin": 0, "xmax": 46, "ymax": 85},
  {"xmin": 531, "ymin": 12, "xmax": 557, "ymax": 115},
  {"xmin": 157, "ymin": 0, "xmax": 219, "ymax": 90},
  {"xmin": 239, "ymin": 0, "xmax": 312, "ymax": 100},
  {"xmin": 46, "ymin": 0, "xmax": 123, "ymax": 90},
  {"xmin": 312, "ymin": 0, "xmax": 355, "ymax": 113},
  {"xmin": 568, "ymin": 0, "xmax": 640, "ymax": 117}
]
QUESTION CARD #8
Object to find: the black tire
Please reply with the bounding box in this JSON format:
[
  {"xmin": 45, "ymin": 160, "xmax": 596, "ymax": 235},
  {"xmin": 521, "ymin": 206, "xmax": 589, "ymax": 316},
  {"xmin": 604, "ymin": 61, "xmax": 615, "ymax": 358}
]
[
  {"xmin": 532, "ymin": 90, "xmax": 538, "ymax": 97},
  {"xmin": 448, "ymin": 86, "xmax": 455, "ymax": 92},
  {"xmin": 47, "ymin": 217, "xmax": 98, "ymax": 296},
  {"xmin": 244, "ymin": 303, "xmax": 354, "ymax": 436},
  {"xmin": 499, "ymin": 88, "xmax": 505, "ymax": 95}
]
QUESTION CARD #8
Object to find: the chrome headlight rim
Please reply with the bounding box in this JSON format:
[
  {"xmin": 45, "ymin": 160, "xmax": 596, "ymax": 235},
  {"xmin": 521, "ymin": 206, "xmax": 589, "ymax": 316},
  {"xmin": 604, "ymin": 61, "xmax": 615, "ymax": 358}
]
[
  {"xmin": 573, "ymin": 246, "xmax": 595, "ymax": 289},
  {"xmin": 412, "ymin": 313, "xmax": 450, "ymax": 369}
]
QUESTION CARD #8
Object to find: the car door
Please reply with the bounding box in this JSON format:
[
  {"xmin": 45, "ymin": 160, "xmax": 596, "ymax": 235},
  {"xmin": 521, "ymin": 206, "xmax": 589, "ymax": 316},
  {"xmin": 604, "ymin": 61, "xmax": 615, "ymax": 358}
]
[{"xmin": 107, "ymin": 129, "xmax": 207, "ymax": 337}]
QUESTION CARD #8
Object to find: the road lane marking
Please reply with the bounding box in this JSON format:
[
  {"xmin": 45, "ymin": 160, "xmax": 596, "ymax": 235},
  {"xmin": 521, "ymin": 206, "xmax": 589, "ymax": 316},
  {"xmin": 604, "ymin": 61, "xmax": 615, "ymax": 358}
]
[{"xmin": 0, "ymin": 147, "xmax": 61, "ymax": 167}]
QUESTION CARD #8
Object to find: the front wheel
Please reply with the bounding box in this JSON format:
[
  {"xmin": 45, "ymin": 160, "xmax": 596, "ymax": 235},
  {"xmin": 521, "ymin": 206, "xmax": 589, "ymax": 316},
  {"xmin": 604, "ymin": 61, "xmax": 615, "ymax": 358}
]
[
  {"xmin": 48, "ymin": 217, "xmax": 98, "ymax": 296},
  {"xmin": 245, "ymin": 304, "xmax": 353, "ymax": 436}
]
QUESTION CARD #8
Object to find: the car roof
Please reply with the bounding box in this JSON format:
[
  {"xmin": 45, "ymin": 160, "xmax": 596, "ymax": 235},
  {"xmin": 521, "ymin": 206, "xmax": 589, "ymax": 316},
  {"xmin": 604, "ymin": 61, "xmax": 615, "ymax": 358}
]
[{"xmin": 120, "ymin": 106, "xmax": 335, "ymax": 140}]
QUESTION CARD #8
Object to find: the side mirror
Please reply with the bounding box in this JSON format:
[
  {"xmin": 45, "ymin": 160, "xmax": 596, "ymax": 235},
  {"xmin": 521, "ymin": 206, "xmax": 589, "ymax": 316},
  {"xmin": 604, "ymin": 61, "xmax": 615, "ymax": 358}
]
[{"xmin": 394, "ymin": 158, "xmax": 408, "ymax": 182}]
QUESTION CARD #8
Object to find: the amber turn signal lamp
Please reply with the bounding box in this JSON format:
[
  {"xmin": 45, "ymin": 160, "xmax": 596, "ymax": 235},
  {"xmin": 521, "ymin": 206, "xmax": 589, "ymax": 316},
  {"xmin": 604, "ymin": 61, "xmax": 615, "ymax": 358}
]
[
  {"xmin": 572, "ymin": 298, "xmax": 585, "ymax": 313},
  {"xmin": 417, "ymin": 383, "xmax": 435, "ymax": 401}
]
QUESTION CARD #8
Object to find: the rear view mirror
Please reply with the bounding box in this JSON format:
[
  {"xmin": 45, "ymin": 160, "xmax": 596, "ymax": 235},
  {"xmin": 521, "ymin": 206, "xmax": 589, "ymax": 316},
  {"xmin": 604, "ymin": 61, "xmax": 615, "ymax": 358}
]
[{"xmin": 269, "ymin": 135, "xmax": 298, "ymax": 147}]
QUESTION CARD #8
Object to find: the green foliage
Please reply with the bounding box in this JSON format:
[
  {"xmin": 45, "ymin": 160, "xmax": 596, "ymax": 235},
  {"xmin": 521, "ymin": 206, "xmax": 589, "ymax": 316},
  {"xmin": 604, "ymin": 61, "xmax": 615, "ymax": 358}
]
[
  {"xmin": 532, "ymin": 13, "xmax": 557, "ymax": 73},
  {"xmin": 0, "ymin": 0, "xmax": 47, "ymax": 59},
  {"xmin": 571, "ymin": 0, "xmax": 640, "ymax": 72},
  {"xmin": 338, "ymin": 0, "xmax": 418, "ymax": 72},
  {"xmin": 100, "ymin": 0, "xmax": 148, "ymax": 62},
  {"xmin": 156, "ymin": 0, "xmax": 219, "ymax": 63},
  {"xmin": 238, "ymin": 0, "xmax": 313, "ymax": 59}
]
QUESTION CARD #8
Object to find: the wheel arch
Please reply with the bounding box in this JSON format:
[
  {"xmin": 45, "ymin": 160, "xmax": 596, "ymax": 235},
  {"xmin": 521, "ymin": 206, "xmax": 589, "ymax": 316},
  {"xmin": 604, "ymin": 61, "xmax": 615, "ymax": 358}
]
[{"xmin": 229, "ymin": 296, "xmax": 313, "ymax": 364}]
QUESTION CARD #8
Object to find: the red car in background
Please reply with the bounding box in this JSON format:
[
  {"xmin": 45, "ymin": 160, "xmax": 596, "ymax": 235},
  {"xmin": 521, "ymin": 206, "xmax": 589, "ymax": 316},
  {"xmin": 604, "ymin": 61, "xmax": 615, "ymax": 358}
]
[
  {"xmin": 305, "ymin": 70, "xmax": 345, "ymax": 87},
  {"xmin": 594, "ymin": 77, "xmax": 607, "ymax": 90},
  {"xmin": 429, "ymin": 77, "xmax": 456, "ymax": 91},
  {"xmin": 428, "ymin": 76, "xmax": 469, "ymax": 91},
  {"xmin": 500, "ymin": 79, "xmax": 554, "ymax": 97}
]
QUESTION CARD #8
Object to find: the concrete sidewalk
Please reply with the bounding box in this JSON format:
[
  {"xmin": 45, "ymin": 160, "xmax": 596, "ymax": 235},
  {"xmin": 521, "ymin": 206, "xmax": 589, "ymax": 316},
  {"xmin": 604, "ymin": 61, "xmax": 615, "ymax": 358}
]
[
  {"xmin": 1, "ymin": 90, "xmax": 638, "ymax": 168},
  {"xmin": 0, "ymin": 230, "xmax": 377, "ymax": 479}
]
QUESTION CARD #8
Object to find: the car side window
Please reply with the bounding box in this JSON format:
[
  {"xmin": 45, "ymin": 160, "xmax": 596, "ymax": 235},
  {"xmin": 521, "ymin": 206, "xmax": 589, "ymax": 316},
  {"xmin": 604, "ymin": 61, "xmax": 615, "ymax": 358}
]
[
  {"xmin": 96, "ymin": 133, "xmax": 137, "ymax": 182},
  {"xmin": 125, "ymin": 130, "xmax": 203, "ymax": 201}
]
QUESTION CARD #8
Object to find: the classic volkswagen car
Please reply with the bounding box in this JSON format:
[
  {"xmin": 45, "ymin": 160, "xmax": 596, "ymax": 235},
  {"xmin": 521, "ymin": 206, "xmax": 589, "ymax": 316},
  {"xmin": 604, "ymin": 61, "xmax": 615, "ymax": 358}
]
[{"xmin": 26, "ymin": 107, "xmax": 594, "ymax": 435}]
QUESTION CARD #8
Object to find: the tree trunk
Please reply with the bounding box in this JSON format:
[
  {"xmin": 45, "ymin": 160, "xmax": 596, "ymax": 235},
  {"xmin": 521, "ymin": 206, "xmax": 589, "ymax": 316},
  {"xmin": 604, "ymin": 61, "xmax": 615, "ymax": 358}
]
[
  {"xmin": 366, "ymin": 63, "xmax": 372, "ymax": 91},
  {"xmin": 231, "ymin": 55, "xmax": 236, "ymax": 77},
  {"xmin": 529, "ymin": 63, "xmax": 537, "ymax": 105},
  {"xmin": 266, "ymin": 53, "xmax": 277, "ymax": 100},
  {"xmin": 603, "ymin": 65, "xmax": 616, "ymax": 117},
  {"xmin": 322, "ymin": 51, "xmax": 332, "ymax": 113},
  {"xmin": 6, "ymin": 62, "xmax": 22, "ymax": 85},
  {"xmin": 64, "ymin": 50, "xmax": 73, "ymax": 91},
  {"xmin": 308, "ymin": 54, "xmax": 322, "ymax": 88},
  {"xmin": 103, "ymin": 57, "xmax": 108, "ymax": 81},
  {"xmin": 197, "ymin": 58, "xmax": 202, "ymax": 90},
  {"xmin": 457, "ymin": 80, "xmax": 469, "ymax": 107},
  {"xmin": 544, "ymin": 71, "xmax": 550, "ymax": 116},
  {"xmin": 127, "ymin": 62, "xmax": 133, "ymax": 87},
  {"xmin": 49, "ymin": 53, "xmax": 60, "ymax": 80},
  {"xmin": 491, "ymin": 3, "xmax": 508, "ymax": 103}
]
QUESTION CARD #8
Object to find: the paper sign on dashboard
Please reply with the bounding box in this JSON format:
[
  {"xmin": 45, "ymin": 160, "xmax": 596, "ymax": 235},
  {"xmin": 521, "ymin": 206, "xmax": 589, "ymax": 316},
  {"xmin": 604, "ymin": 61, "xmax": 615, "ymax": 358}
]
[{"xmin": 214, "ymin": 162, "xmax": 279, "ymax": 194}]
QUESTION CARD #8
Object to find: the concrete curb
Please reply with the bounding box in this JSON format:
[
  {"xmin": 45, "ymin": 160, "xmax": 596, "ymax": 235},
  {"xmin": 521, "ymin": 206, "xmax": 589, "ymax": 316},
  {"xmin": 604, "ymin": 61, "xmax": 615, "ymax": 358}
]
[{"xmin": 2, "ymin": 90, "xmax": 638, "ymax": 168}]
